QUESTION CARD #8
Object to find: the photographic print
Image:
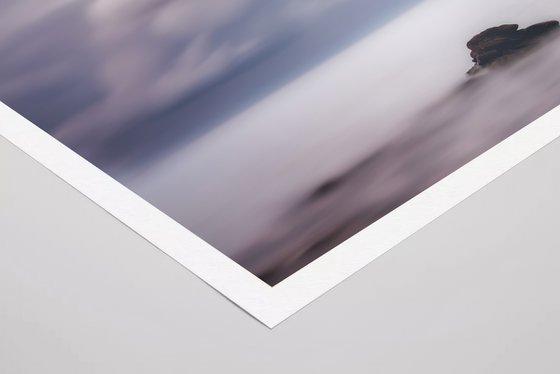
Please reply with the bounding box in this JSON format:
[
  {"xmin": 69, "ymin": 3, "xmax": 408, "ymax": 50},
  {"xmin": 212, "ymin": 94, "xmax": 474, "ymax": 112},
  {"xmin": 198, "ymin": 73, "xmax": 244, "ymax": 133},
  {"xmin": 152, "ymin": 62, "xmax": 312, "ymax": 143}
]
[{"xmin": 1, "ymin": 0, "xmax": 560, "ymax": 293}]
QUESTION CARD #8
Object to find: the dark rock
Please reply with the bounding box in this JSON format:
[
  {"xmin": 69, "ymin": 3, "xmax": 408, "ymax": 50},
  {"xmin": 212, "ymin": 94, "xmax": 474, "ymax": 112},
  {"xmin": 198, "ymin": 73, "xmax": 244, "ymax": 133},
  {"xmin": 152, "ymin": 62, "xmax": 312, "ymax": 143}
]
[{"xmin": 467, "ymin": 20, "xmax": 559, "ymax": 75}]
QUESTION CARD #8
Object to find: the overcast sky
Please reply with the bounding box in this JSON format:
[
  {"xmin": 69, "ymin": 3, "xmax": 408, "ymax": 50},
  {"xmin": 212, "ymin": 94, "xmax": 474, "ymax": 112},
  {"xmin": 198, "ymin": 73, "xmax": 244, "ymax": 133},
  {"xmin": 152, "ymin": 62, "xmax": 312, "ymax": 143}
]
[{"xmin": 0, "ymin": 0, "xmax": 417, "ymax": 173}]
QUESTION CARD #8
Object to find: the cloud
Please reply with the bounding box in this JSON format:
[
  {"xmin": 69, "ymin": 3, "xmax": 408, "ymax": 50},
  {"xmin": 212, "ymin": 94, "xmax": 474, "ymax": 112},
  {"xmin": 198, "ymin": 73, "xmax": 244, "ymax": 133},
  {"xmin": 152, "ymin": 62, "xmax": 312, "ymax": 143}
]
[
  {"xmin": 87, "ymin": 0, "xmax": 260, "ymax": 107},
  {"xmin": 0, "ymin": 0, "xmax": 74, "ymax": 43},
  {"xmin": 0, "ymin": 0, "xmax": 359, "ymax": 154}
]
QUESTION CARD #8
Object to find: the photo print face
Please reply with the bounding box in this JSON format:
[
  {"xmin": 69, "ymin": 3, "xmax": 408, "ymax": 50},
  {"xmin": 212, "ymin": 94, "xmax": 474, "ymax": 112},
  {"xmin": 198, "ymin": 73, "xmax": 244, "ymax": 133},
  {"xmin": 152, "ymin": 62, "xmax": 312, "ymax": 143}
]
[{"xmin": 1, "ymin": 0, "xmax": 559, "ymax": 285}]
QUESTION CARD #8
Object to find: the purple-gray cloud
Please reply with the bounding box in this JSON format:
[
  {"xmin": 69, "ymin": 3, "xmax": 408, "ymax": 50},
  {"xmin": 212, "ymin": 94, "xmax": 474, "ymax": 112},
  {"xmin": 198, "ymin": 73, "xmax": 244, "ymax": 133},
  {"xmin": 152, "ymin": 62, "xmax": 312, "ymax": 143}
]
[{"xmin": 0, "ymin": 0, "xmax": 416, "ymax": 174}]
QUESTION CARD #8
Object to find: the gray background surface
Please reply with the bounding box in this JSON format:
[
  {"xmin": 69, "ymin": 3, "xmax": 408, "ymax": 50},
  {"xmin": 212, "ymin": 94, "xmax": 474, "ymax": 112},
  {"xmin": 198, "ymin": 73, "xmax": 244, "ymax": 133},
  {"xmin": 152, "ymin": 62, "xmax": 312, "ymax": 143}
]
[{"xmin": 1, "ymin": 134, "xmax": 559, "ymax": 374}]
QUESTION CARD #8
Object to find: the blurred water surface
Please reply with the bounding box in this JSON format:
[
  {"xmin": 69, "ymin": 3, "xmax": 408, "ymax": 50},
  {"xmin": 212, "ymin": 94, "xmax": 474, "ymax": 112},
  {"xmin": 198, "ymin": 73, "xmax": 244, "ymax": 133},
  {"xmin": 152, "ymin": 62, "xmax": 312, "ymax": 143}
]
[{"xmin": 239, "ymin": 34, "xmax": 560, "ymax": 283}]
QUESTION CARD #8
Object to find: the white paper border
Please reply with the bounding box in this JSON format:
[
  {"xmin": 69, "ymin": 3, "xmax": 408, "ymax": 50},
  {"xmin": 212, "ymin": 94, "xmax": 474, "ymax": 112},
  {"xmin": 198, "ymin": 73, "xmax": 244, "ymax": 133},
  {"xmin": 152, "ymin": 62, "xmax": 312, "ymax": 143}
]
[{"xmin": 1, "ymin": 101, "xmax": 559, "ymax": 327}]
